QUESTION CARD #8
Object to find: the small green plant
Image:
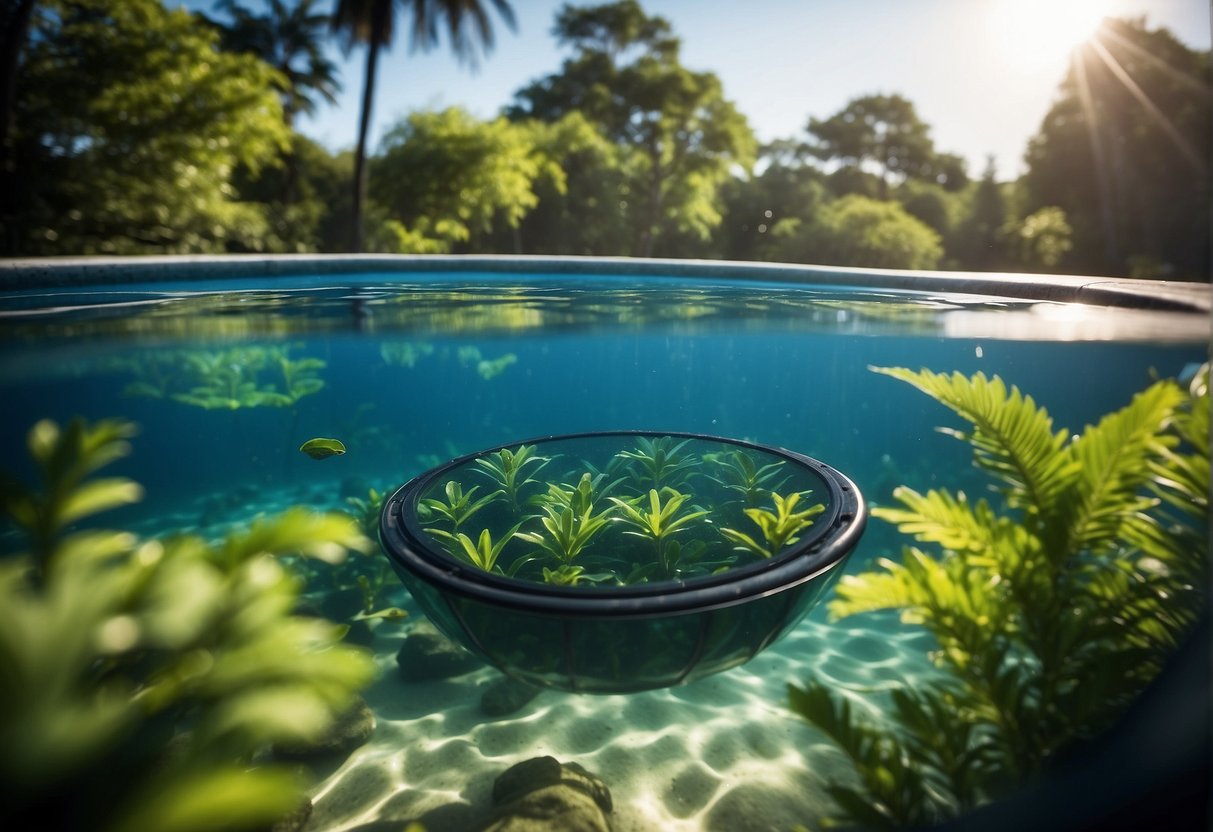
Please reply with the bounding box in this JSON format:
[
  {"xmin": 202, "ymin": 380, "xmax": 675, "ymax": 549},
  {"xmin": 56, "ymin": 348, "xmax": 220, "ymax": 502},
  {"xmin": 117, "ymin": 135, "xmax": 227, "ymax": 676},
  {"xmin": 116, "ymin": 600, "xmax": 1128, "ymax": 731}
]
[
  {"xmin": 517, "ymin": 478, "xmax": 614, "ymax": 565},
  {"xmin": 0, "ymin": 418, "xmax": 375, "ymax": 831},
  {"xmin": 474, "ymin": 444, "xmax": 550, "ymax": 509},
  {"xmin": 704, "ymin": 450, "xmax": 791, "ymax": 506},
  {"xmin": 418, "ymin": 480, "xmax": 499, "ymax": 532},
  {"xmin": 431, "ymin": 524, "xmax": 525, "ymax": 573},
  {"xmin": 616, "ymin": 436, "xmax": 699, "ymax": 490},
  {"xmin": 119, "ymin": 345, "xmax": 326, "ymax": 410},
  {"xmin": 380, "ymin": 341, "xmax": 434, "ymax": 367},
  {"xmin": 720, "ymin": 491, "xmax": 824, "ymax": 558},
  {"xmin": 790, "ymin": 366, "xmax": 1208, "ymax": 828},
  {"xmin": 609, "ymin": 487, "xmax": 710, "ymax": 564}
]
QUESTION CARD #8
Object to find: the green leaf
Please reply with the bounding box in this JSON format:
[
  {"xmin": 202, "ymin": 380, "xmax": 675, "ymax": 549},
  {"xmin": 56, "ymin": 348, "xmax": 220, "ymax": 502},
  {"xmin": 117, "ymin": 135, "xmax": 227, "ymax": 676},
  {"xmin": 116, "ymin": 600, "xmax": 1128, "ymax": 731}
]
[{"xmin": 299, "ymin": 437, "xmax": 346, "ymax": 459}]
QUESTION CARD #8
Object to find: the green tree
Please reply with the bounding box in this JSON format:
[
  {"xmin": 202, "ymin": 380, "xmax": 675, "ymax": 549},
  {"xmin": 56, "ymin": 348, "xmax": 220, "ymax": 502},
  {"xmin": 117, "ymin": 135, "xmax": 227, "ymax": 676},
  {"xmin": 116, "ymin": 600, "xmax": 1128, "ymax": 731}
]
[
  {"xmin": 772, "ymin": 194, "xmax": 944, "ymax": 270},
  {"xmin": 1008, "ymin": 206, "xmax": 1074, "ymax": 270},
  {"xmin": 510, "ymin": 0, "xmax": 756, "ymax": 256},
  {"xmin": 808, "ymin": 93, "xmax": 967, "ymax": 200},
  {"xmin": 11, "ymin": 0, "xmax": 290, "ymax": 255},
  {"xmin": 1023, "ymin": 17, "xmax": 1210, "ymax": 279},
  {"xmin": 369, "ymin": 107, "xmax": 558, "ymax": 252},
  {"xmin": 716, "ymin": 141, "xmax": 828, "ymax": 262},
  {"xmin": 331, "ymin": 0, "xmax": 516, "ymax": 253},
  {"xmin": 951, "ymin": 157, "xmax": 1009, "ymax": 270}
]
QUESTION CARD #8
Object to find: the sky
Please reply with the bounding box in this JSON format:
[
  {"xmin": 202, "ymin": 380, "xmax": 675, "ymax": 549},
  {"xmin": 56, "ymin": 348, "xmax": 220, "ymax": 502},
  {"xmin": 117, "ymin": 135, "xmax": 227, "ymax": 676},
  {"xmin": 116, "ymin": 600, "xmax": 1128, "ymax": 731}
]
[{"xmin": 185, "ymin": 0, "xmax": 1211, "ymax": 180}]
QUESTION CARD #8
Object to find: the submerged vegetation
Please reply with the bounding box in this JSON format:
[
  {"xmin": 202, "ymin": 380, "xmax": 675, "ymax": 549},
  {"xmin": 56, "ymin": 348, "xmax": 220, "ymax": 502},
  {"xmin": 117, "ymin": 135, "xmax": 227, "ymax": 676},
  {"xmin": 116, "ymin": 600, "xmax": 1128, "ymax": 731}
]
[
  {"xmin": 790, "ymin": 365, "xmax": 1209, "ymax": 827},
  {"xmin": 117, "ymin": 345, "xmax": 325, "ymax": 410},
  {"xmin": 413, "ymin": 435, "xmax": 828, "ymax": 587},
  {"xmin": 0, "ymin": 418, "xmax": 375, "ymax": 830}
]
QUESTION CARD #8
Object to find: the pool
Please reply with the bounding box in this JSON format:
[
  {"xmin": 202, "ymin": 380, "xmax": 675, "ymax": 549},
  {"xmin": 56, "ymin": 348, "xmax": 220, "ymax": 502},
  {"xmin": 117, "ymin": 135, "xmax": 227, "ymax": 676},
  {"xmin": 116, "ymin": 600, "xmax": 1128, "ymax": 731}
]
[{"xmin": 0, "ymin": 255, "xmax": 1207, "ymax": 831}]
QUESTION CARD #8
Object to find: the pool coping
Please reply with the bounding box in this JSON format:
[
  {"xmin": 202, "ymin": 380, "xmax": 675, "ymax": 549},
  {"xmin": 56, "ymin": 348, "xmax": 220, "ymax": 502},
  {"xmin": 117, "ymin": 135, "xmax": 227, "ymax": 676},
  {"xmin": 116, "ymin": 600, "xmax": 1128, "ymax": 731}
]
[{"xmin": 0, "ymin": 254, "xmax": 1209, "ymax": 313}]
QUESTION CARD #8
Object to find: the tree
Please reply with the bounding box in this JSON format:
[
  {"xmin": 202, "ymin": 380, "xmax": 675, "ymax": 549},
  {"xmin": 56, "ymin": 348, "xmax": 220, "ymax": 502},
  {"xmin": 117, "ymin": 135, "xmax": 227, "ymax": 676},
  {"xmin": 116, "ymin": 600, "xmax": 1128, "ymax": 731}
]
[
  {"xmin": 771, "ymin": 194, "xmax": 944, "ymax": 270},
  {"xmin": 808, "ymin": 93, "xmax": 967, "ymax": 199},
  {"xmin": 716, "ymin": 141, "xmax": 828, "ymax": 262},
  {"xmin": 11, "ymin": 0, "xmax": 290, "ymax": 255},
  {"xmin": 951, "ymin": 157, "xmax": 1009, "ymax": 270},
  {"xmin": 1009, "ymin": 206, "xmax": 1073, "ymax": 270},
  {"xmin": 369, "ymin": 107, "xmax": 557, "ymax": 252},
  {"xmin": 331, "ymin": 0, "xmax": 516, "ymax": 253},
  {"xmin": 510, "ymin": 0, "xmax": 755, "ymax": 257},
  {"xmin": 1023, "ymin": 17, "xmax": 1210, "ymax": 279},
  {"xmin": 0, "ymin": 0, "xmax": 36, "ymax": 251}
]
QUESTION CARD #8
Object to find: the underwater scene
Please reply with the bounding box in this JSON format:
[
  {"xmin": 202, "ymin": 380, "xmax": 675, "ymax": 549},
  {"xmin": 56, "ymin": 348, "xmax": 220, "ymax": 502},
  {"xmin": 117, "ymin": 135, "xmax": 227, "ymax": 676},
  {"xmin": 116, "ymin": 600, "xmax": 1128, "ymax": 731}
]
[{"xmin": 0, "ymin": 271, "xmax": 1207, "ymax": 831}]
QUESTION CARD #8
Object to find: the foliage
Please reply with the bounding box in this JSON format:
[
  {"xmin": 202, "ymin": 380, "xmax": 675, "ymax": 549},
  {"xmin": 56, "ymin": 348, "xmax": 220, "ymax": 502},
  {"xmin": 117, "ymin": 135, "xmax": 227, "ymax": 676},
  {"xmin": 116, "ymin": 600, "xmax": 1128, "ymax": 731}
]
[
  {"xmin": 434, "ymin": 524, "xmax": 525, "ymax": 573},
  {"xmin": 720, "ymin": 491, "xmax": 824, "ymax": 558},
  {"xmin": 12, "ymin": 0, "xmax": 290, "ymax": 255},
  {"xmin": 616, "ymin": 435, "xmax": 699, "ymax": 490},
  {"xmin": 704, "ymin": 449, "xmax": 791, "ymax": 506},
  {"xmin": 1023, "ymin": 17, "xmax": 1210, "ymax": 278},
  {"xmin": 0, "ymin": 418, "xmax": 375, "ymax": 830},
  {"xmin": 371, "ymin": 107, "xmax": 561, "ymax": 251},
  {"xmin": 119, "ymin": 345, "xmax": 325, "ymax": 410},
  {"xmin": 1008, "ymin": 206, "xmax": 1073, "ymax": 270},
  {"xmin": 474, "ymin": 444, "xmax": 550, "ymax": 509},
  {"xmin": 299, "ymin": 437, "xmax": 347, "ymax": 459},
  {"xmin": 807, "ymin": 93, "xmax": 967, "ymax": 198},
  {"xmin": 418, "ymin": 480, "xmax": 499, "ymax": 532},
  {"xmin": 517, "ymin": 475, "xmax": 615, "ymax": 565},
  {"xmin": 509, "ymin": 0, "xmax": 756, "ymax": 256},
  {"xmin": 790, "ymin": 365, "xmax": 1208, "ymax": 828},
  {"xmin": 609, "ymin": 487, "xmax": 710, "ymax": 550},
  {"xmin": 773, "ymin": 194, "xmax": 944, "ymax": 270}
]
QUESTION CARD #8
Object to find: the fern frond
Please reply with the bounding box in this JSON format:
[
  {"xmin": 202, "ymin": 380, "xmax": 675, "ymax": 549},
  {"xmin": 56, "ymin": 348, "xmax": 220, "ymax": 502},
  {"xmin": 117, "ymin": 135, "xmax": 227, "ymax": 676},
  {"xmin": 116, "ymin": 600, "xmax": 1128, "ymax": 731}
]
[
  {"xmin": 872, "ymin": 368, "xmax": 1076, "ymax": 516},
  {"xmin": 1062, "ymin": 380, "xmax": 1183, "ymax": 554}
]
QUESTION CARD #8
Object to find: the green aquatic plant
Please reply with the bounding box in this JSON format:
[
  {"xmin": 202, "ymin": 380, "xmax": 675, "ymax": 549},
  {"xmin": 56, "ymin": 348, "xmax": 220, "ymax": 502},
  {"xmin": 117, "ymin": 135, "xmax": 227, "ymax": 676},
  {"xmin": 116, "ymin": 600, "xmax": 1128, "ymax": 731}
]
[
  {"xmin": 0, "ymin": 418, "xmax": 375, "ymax": 831},
  {"xmin": 720, "ymin": 491, "xmax": 825, "ymax": 558},
  {"xmin": 790, "ymin": 366, "xmax": 1208, "ymax": 828},
  {"xmin": 477, "ymin": 353, "xmax": 518, "ymax": 380},
  {"xmin": 474, "ymin": 444, "xmax": 550, "ymax": 509},
  {"xmin": 517, "ymin": 498, "xmax": 613, "ymax": 565},
  {"xmin": 609, "ymin": 487, "xmax": 710, "ymax": 563},
  {"xmin": 430, "ymin": 524, "xmax": 525, "ymax": 574},
  {"xmin": 380, "ymin": 341, "xmax": 435, "ymax": 367},
  {"xmin": 704, "ymin": 450, "xmax": 791, "ymax": 506},
  {"xmin": 616, "ymin": 436, "xmax": 699, "ymax": 490},
  {"xmin": 119, "ymin": 345, "xmax": 326, "ymax": 410},
  {"xmin": 418, "ymin": 480, "xmax": 499, "ymax": 532},
  {"xmin": 299, "ymin": 437, "xmax": 346, "ymax": 459}
]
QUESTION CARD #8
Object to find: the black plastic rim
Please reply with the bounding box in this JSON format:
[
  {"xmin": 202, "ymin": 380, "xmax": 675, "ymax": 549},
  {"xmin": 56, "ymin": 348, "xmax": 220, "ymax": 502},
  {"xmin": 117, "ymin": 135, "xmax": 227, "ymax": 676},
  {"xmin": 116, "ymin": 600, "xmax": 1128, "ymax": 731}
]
[{"xmin": 380, "ymin": 430, "xmax": 866, "ymax": 619}]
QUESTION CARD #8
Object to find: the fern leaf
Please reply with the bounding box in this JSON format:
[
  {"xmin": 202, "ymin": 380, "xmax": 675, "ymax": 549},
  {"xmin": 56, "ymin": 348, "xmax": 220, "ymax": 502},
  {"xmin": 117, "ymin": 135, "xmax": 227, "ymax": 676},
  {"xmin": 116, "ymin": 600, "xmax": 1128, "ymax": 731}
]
[
  {"xmin": 1063, "ymin": 380, "xmax": 1183, "ymax": 554},
  {"xmin": 872, "ymin": 367, "xmax": 1076, "ymax": 516}
]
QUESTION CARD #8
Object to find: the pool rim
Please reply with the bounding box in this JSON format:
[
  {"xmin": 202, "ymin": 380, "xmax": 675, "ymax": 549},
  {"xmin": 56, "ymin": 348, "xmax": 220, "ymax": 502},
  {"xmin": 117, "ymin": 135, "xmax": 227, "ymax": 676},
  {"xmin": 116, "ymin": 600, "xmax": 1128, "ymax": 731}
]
[
  {"xmin": 1, "ymin": 253, "xmax": 1208, "ymax": 313},
  {"xmin": 379, "ymin": 429, "xmax": 867, "ymax": 620}
]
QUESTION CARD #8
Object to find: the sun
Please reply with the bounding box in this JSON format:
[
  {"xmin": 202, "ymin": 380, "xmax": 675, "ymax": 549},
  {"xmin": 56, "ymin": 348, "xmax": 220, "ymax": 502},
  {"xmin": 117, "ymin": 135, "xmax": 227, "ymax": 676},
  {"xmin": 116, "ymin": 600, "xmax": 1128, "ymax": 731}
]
[{"xmin": 988, "ymin": 0, "xmax": 1111, "ymax": 66}]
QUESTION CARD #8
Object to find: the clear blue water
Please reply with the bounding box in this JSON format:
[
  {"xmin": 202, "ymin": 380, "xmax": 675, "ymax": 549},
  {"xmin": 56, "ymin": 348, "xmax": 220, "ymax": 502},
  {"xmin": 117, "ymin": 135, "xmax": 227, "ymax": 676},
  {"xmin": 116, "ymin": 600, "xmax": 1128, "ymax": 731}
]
[{"xmin": 0, "ymin": 271, "xmax": 1207, "ymax": 829}]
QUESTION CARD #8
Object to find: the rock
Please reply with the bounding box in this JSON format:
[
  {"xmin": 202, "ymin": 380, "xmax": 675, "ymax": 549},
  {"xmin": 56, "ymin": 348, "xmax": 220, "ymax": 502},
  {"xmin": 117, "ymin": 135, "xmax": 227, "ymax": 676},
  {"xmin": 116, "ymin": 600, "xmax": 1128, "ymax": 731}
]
[
  {"xmin": 396, "ymin": 621, "xmax": 482, "ymax": 681},
  {"xmin": 480, "ymin": 676, "xmax": 541, "ymax": 718},
  {"xmin": 490, "ymin": 756, "xmax": 612, "ymax": 815},
  {"xmin": 270, "ymin": 798, "xmax": 313, "ymax": 832},
  {"xmin": 479, "ymin": 785, "xmax": 608, "ymax": 832},
  {"xmin": 274, "ymin": 696, "xmax": 375, "ymax": 761}
]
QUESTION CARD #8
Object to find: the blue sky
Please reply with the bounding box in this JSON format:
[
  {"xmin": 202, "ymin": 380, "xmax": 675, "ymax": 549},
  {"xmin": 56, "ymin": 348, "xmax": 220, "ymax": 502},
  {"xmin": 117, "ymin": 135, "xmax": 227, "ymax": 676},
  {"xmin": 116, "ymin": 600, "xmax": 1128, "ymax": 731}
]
[{"xmin": 184, "ymin": 0, "xmax": 1210, "ymax": 179}]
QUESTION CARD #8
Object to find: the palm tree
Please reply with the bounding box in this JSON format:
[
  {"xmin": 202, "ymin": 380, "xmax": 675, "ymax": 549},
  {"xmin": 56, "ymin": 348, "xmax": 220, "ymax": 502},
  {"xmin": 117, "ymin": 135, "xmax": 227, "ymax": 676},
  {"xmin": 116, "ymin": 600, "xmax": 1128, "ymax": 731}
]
[
  {"xmin": 331, "ymin": 0, "xmax": 516, "ymax": 253},
  {"xmin": 212, "ymin": 0, "xmax": 342, "ymax": 205}
]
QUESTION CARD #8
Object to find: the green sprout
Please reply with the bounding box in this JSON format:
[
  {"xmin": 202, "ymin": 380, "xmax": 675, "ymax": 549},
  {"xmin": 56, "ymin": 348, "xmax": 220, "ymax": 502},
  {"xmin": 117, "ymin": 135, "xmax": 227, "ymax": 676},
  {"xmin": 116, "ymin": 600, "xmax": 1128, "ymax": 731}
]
[
  {"xmin": 418, "ymin": 481, "xmax": 499, "ymax": 533},
  {"xmin": 720, "ymin": 491, "xmax": 825, "ymax": 558},
  {"xmin": 609, "ymin": 487, "xmax": 710, "ymax": 560},
  {"xmin": 430, "ymin": 524, "xmax": 524, "ymax": 574},
  {"xmin": 704, "ymin": 450, "xmax": 791, "ymax": 506},
  {"xmin": 516, "ymin": 495, "xmax": 613, "ymax": 566},
  {"xmin": 616, "ymin": 436, "xmax": 699, "ymax": 490},
  {"xmin": 474, "ymin": 444, "xmax": 550, "ymax": 509}
]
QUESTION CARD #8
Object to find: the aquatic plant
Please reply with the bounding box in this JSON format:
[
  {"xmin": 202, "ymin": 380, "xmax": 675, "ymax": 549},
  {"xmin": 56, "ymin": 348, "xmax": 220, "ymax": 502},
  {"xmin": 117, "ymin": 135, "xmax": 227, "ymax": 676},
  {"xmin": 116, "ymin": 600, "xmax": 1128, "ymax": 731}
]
[
  {"xmin": 119, "ymin": 345, "xmax": 326, "ymax": 410},
  {"xmin": 609, "ymin": 487, "xmax": 710, "ymax": 559},
  {"xmin": 790, "ymin": 366, "xmax": 1208, "ymax": 828},
  {"xmin": 0, "ymin": 418, "xmax": 375, "ymax": 830},
  {"xmin": 704, "ymin": 449, "xmax": 791, "ymax": 506},
  {"xmin": 720, "ymin": 491, "xmax": 824, "ymax": 558},
  {"xmin": 517, "ymin": 496, "xmax": 613, "ymax": 565},
  {"xmin": 418, "ymin": 480, "xmax": 499, "ymax": 532},
  {"xmin": 431, "ymin": 524, "xmax": 525, "ymax": 574},
  {"xmin": 474, "ymin": 444, "xmax": 550, "ymax": 509},
  {"xmin": 477, "ymin": 353, "xmax": 518, "ymax": 380},
  {"xmin": 380, "ymin": 341, "xmax": 435, "ymax": 367},
  {"xmin": 616, "ymin": 436, "xmax": 699, "ymax": 490}
]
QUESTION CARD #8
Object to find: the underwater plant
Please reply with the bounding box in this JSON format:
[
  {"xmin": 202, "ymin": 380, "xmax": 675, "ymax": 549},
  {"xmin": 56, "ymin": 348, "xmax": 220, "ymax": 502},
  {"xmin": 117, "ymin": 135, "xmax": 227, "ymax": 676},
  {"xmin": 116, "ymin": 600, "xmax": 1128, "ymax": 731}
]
[
  {"xmin": 720, "ymin": 491, "xmax": 825, "ymax": 558},
  {"xmin": 418, "ymin": 480, "xmax": 500, "ymax": 533},
  {"xmin": 430, "ymin": 524, "xmax": 525, "ymax": 574},
  {"xmin": 477, "ymin": 353, "xmax": 518, "ymax": 380},
  {"xmin": 300, "ymin": 437, "xmax": 347, "ymax": 459},
  {"xmin": 474, "ymin": 444, "xmax": 550, "ymax": 509},
  {"xmin": 616, "ymin": 436, "xmax": 700, "ymax": 490},
  {"xmin": 517, "ymin": 493, "xmax": 613, "ymax": 565},
  {"xmin": 609, "ymin": 487, "xmax": 711, "ymax": 563},
  {"xmin": 119, "ymin": 345, "xmax": 326, "ymax": 410},
  {"xmin": 0, "ymin": 418, "xmax": 375, "ymax": 831},
  {"xmin": 704, "ymin": 449, "xmax": 792, "ymax": 506},
  {"xmin": 790, "ymin": 366, "xmax": 1209, "ymax": 828},
  {"xmin": 380, "ymin": 341, "xmax": 435, "ymax": 367}
]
